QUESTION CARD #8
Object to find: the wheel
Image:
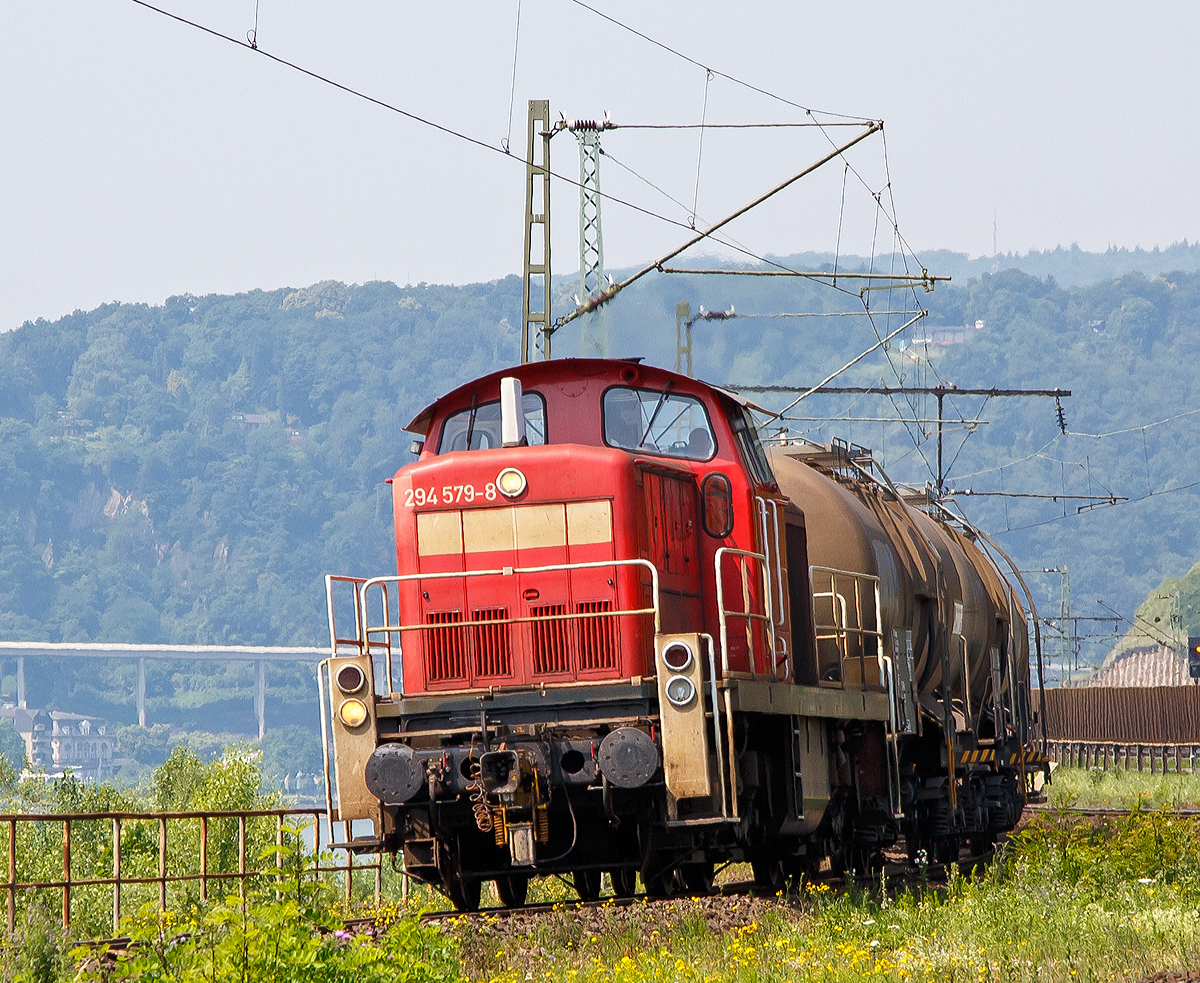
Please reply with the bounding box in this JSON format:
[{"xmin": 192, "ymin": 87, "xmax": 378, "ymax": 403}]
[
  {"xmin": 680, "ymin": 862, "xmax": 714, "ymax": 896},
  {"xmin": 751, "ymin": 857, "xmax": 787, "ymax": 892},
  {"xmin": 573, "ymin": 869, "xmax": 602, "ymax": 902},
  {"xmin": 642, "ymin": 869, "xmax": 674, "ymax": 898},
  {"xmin": 932, "ymin": 836, "xmax": 960, "ymax": 866},
  {"xmin": 443, "ymin": 873, "xmax": 481, "ymax": 912},
  {"xmin": 607, "ymin": 868, "xmax": 637, "ymax": 898},
  {"xmin": 495, "ymin": 874, "xmax": 528, "ymax": 908}
]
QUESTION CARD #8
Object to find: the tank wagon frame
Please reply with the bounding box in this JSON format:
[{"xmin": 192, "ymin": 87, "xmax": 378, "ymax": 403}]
[{"xmin": 318, "ymin": 358, "xmax": 1048, "ymax": 909}]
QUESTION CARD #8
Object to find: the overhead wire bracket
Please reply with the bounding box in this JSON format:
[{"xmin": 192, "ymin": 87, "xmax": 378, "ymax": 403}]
[{"xmin": 553, "ymin": 121, "xmax": 883, "ymax": 333}]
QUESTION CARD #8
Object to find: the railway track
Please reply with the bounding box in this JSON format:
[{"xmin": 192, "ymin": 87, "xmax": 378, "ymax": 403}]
[
  {"xmin": 1026, "ymin": 805, "xmax": 1200, "ymax": 817},
  {"xmin": 412, "ymin": 879, "xmax": 767, "ymax": 925},
  {"xmin": 410, "ymin": 851, "xmax": 1001, "ymax": 924}
]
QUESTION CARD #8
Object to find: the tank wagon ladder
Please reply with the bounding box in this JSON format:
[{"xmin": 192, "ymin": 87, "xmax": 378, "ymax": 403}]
[{"xmin": 809, "ymin": 566, "xmax": 903, "ymax": 818}]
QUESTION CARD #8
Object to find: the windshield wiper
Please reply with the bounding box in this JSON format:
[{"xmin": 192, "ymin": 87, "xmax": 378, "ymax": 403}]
[
  {"xmin": 638, "ymin": 382, "xmax": 674, "ymax": 448},
  {"xmin": 464, "ymin": 393, "xmax": 479, "ymax": 451}
]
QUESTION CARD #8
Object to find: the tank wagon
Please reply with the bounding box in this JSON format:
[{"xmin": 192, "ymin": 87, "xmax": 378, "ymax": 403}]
[{"xmin": 320, "ymin": 358, "xmax": 1047, "ymax": 910}]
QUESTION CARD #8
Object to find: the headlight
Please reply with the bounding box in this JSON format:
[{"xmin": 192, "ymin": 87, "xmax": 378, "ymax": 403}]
[
  {"xmin": 335, "ymin": 663, "xmax": 365, "ymax": 694},
  {"xmin": 664, "ymin": 674, "xmax": 696, "ymax": 708},
  {"xmin": 661, "ymin": 642, "xmax": 693, "ymax": 672},
  {"xmin": 338, "ymin": 698, "xmax": 368, "ymax": 728},
  {"xmin": 496, "ymin": 467, "xmax": 527, "ymax": 498}
]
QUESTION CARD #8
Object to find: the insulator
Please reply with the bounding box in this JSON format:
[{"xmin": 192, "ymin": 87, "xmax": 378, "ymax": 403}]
[{"xmin": 1055, "ymin": 398, "xmax": 1068, "ymax": 434}]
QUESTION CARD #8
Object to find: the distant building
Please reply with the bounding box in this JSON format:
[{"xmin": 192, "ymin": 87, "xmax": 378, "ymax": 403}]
[
  {"xmin": 903, "ymin": 320, "xmax": 985, "ymax": 348},
  {"xmin": 232, "ymin": 413, "xmax": 271, "ymax": 426},
  {"xmin": 0, "ymin": 707, "xmax": 119, "ymax": 778}
]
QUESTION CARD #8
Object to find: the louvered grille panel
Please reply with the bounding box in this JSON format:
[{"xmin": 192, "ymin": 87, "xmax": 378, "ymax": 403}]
[
  {"xmin": 576, "ymin": 600, "xmax": 618, "ymax": 672},
  {"xmin": 530, "ymin": 604, "xmax": 571, "ymax": 675},
  {"xmin": 424, "ymin": 611, "xmax": 467, "ymax": 682},
  {"xmin": 472, "ymin": 607, "xmax": 512, "ymax": 678}
]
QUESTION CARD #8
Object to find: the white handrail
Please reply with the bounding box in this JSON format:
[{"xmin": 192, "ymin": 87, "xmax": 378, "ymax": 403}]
[
  {"xmin": 714, "ymin": 546, "xmax": 775, "ymax": 678},
  {"xmin": 339, "ymin": 558, "xmax": 661, "ymax": 695},
  {"xmin": 809, "ymin": 566, "xmax": 884, "ymax": 692}
]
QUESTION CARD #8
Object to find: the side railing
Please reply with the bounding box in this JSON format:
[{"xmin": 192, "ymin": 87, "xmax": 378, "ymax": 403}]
[
  {"xmin": 809, "ymin": 566, "xmax": 884, "ymax": 691},
  {"xmin": 809, "ymin": 566, "xmax": 902, "ymax": 815},
  {"xmin": 0, "ymin": 808, "xmax": 381, "ymax": 938},
  {"xmin": 714, "ymin": 547, "xmax": 778, "ymax": 679},
  {"xmin": 326, "ymin": 559, "xmax": 662, "ymax": 696}
]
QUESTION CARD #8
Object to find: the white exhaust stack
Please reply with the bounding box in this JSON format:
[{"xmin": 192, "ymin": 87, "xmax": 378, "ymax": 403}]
[{"xmin": 500, "ymin": 377, "xmax": 526, "ymax": 447}]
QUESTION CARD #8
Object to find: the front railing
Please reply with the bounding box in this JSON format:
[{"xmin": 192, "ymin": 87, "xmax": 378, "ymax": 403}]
[
  {"xmin": 326, "ymin": 559, "xmax": 661, "ymax": 695},
  {"xmin": 0, "ymin": 808, "xmax": 380, "ymax": 937}
]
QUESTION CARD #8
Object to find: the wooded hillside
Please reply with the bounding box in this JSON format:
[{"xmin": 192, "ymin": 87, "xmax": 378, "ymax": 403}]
[{"xmin": 1, "ymin": 256, "xmax": 1197, "ymax": 728}]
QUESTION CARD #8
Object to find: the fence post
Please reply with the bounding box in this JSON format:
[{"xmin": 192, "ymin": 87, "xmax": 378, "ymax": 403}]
[
  {"xmin": 158, "ymin": 817, "xmax": 167, "ymax": 911},
  {"xmin": 238, "ymin": 815, "xmax": 247, "ymax": 905},
  {"xmin": 62, "ymin": 819, "xmax": 71, "ymax": 932},
  {"xmin": 112, "ymin": 818, "xmax": 121, "ymax": 936},
  {"xmin": 6, "ymin": 818, "xmax": 14, "ymax": 935},
  {"xmin": 200, "ymin": 817, "xmax": 208, "ymax": 903},
  {"xmin": 276, "ymin": 814, "xmax": 284, "ymax": 900},
  {"xmin": 312, "ymin": 811, "xmax": 321, "ymax": 878}
]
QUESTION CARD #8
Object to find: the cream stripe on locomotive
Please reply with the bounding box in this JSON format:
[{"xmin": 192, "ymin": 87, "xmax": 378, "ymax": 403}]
[{"xmin": 417, "ymin": 500, "xmax": 613, "ymax": 557}]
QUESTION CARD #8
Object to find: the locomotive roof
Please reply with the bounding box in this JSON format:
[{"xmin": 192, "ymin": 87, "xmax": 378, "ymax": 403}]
[{"xmin": 404, "ymin": 358, "xmax": 760, "ymax": 435}]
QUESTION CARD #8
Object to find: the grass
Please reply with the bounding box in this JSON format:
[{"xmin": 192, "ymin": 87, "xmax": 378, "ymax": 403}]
[
  {"xmin": 445, "ymin": 807, "xmax": 1200, "ymax": 983},
  {"xmin": 1046, "ymin": 761, "xmax": 1200, "ymax": 810},
  {"xmin": 9, "ymin": 801, "xmax": 1200, "ymax": 982}
]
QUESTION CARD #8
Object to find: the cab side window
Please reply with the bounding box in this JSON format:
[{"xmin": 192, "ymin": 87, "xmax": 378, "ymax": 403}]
[
  {"xmin": 437, "ymin": 393, "xmax": 547, "ymax": 452},
  {"xmin": 602, "ymin": 386, "xmax": 716, "ymax": 461},
  {"xmin": 730, "ymin": 407, "xmax": 776, "ymax": 486}
]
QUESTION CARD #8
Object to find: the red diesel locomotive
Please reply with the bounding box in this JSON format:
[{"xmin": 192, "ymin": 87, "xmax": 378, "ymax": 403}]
[{"xmin": 320, "ymin": 358, "xmax": 1045, "ymax": 910}]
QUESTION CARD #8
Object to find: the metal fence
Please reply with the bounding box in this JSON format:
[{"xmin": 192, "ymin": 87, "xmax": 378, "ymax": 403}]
[
  {"xmin": 1035, "ymin": 685, "xmax": 1200, "ymax": 745},
  {"xmin": 0, "ymin": 808, "xmax": 382, "ymax": 938},
  {"xmin": 1046, "ymin": 741, "xmax": 1200, "ymax": 774}
]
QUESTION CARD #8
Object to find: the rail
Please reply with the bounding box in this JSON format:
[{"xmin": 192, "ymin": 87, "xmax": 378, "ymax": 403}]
[
  {"xmin": 327, "ymin": 559, "xmax": 661, "ymax": 696},
  {"xmin": 0, "ymin": 807, "xmax": 382, "ymax": 937}
]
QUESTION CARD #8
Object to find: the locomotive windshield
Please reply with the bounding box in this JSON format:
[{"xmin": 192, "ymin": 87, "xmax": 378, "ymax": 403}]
[
  {"xmin": 602, "ymin": 385, "xmax": 716, "ymax": 461},
  {"xmin": 437, "ymin": 392, "xmax": 547, "ymax": 452}
]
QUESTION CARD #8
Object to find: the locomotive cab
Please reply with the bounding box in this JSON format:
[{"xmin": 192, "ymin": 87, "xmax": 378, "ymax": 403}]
[{"xmin": 319, "ymin": 358, "xmax": 1047, "ymax": 909}]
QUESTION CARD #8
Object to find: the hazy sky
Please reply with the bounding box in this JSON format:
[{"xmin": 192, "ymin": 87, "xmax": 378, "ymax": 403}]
[{"xmin": 2, "ymin": 1, "xmax": 1198, "ymax": 330}]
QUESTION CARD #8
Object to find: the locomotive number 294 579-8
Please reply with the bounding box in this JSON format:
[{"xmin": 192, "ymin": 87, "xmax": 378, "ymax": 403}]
[{"xmin": 403, "ymin": 484, "xmax": 497, "ymax": 508}]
